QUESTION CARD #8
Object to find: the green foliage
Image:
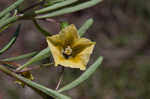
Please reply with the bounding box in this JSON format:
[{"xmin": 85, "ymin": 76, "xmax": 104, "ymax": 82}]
[
  {"xmin": 16, "ymin": 47, "xmax": 51, "ymax": 71},
  {"xmin": 79, "ymin": 18, "xmax": 94, "ymax": 36},
  {"xmin": 35, "ymin": 0, "xmax": 78, "ymax": 14},
  {"xmin": 0, "ymin": 0, "xmax": 23, "ymax": 18},
  {"xmin": 36, "ymin": 0, "xmax": 102, "ymax": 19}
]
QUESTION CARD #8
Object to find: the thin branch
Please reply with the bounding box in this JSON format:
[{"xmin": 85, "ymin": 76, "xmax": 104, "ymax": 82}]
[
  {"xmin": 32, "ymin": 19, "xmax": 51, "ymax": 36},
  {"xmin": 55, "ymin": 67, "xmax": 64, "ymax": 90}
]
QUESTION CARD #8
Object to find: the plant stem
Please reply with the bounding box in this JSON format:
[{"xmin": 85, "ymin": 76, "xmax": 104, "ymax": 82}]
[{"xmin": 32, "ymin": 19, "xmax": 51, "ymax": 36}]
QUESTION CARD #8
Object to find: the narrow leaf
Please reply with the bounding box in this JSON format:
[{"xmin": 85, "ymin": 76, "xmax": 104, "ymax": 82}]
[
  {"xmin": 0, "ymin": 13, "xmax": 11, "ymax": 32},
  {"xmin": 79, "ymin": 18, "xmax": 93, "ymax": 36},
  {"xmin": 35, "ymin": 0, "xmax": 78, "ymax": 14},
  {"xmin": 0, "ymin": 0, "xmax": 24, "ymax": 18},
  {"xmin": 58, "ymin": 56, "xmax": 103, "ymax": 92},
  {"xmin": 0, "ymin": 16, "xmax": 19, "ymax": 29},
  {"xmin": 16, "ymin": 47, "xmax": 51, "ymax": 71},
  {"xmin": 0, "ymin": 64, "xmax": 70, "ymax": 99},
  {"xmin": 0, "ymin": 24, "xmax": 21, "ymax": 55},
  {"xmin": 36, "ymin": 0, "xmax": 102, "ymax": 19},
  {"xmin": 0, "ymin": 13, "xmax": 11, "ymax": 22},
  {"xmin": 2, "ymin": 51, "xmax": 38, "ymax": 62}
]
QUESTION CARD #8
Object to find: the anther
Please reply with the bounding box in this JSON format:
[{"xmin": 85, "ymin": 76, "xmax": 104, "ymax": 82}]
[{"xmin": 62, "ymin": 46, "xmax": 72, "ymax": 59}]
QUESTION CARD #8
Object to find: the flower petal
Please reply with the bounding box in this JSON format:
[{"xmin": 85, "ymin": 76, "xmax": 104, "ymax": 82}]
[
  {"xmin": 47, "ymin": 35, "xmax": 63, "ymax": 47},
  {"xmin": 55, "ymin": 44, "xmax": 95, "ymax": 70},
  {"xmin": 59, "ymin": 24, "xmax": 80, "ymax": 47},
  {"xmin": 47, "ymin": 38, "xmax": 64, "ymax": 66},
  {"xmin": 72, "ymin": 38, "xmax": 95, "ymax": 57}
]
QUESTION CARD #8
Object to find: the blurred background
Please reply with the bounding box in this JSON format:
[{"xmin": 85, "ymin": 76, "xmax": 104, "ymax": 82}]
[{"xmin": 0, "ymin": 0, "xmax": 150, "ymax": 99}]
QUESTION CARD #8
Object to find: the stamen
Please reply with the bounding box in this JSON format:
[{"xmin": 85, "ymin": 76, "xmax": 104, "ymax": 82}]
[
  {"xmin": 62, "ymin": 46, "xmax": 72, "ymax": 59},
  {"xmin": 64, "ymin": 46, "xmax": 72, "ymax": 56}
]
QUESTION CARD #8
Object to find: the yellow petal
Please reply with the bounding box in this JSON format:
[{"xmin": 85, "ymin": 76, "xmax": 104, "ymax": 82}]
[
  {"xmin": 47, "ymin": 38, "xmax": 64, "ymax": 66},
  {"xmin": 47, "ymin": 24, "xmax": 79, "ymax": 47},
  {"xmin": 74, "ymin": 43, "xmax": 95, "ymax": 70},
  {"xmin": 72, "ymin": 38, "xmax": 96, "ymax": 57},
  {"xmin": 47, "ymin": 34, "xmax": 63, "ymax": 47},
  {"xmin": 54, "ymin": 44, "xmax": 95, "ymax": 70},
  {"xmin": 59, "ymin": 24, "xmax": 80, "ymax": 46}
]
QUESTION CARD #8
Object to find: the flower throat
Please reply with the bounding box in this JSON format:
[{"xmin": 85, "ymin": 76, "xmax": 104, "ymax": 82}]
[{"xmin": 63, "ymin": 46, "xmax": 72, "ymax": 59}]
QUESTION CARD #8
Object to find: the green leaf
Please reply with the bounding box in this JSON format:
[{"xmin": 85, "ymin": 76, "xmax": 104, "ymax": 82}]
[
  {"xmin": 42, "ymin": 0, "xmax": 65, "ymax": 7},
  {"xmin": 35, "ymin": 0, "xmax": 78, "ymax": 14},
  {"xmin": 79, "ymin": 18, "xmax": 94, "ymax": 36},
  {"xmin": 0, "ymin": 13, "xmax": 11, "ymax": 32},
  {"xmin": 36, "ymin": 0, "xmax": 102, "ymax": 19},
  {"xmin": 0, "ymin": 0, "xmax": 24, "ymax": 18},
  {"xmin": 0, "ymin": 64, "xmax": 70, "ymax": 99},
  {"xmin": 58, "ymin": 56, "xmax": 103, "ymax": 92},
  {"xmin": 0, "ymin": 24, "xmax": 21, "ymax": 55},
  {"xmin": 16, "ymin": 47, "xmax": 51, "ymax": 71},
  {"xmin": 0, "ymin": 15, "xmax": 19, "ymax": 29},
  {"xmin": 0, "ymin": 25, "xmax": 9, "ymax": 33},
  {"xmin": 2, "ymin": 51, "xmax": 38, "ymax": 62},
  {"xmin": 0, "ymin": 13, "xmax": 11, "ymax": 22}
]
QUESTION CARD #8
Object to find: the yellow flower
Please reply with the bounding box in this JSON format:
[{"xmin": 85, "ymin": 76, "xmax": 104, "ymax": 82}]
[{"xmin": 47, "ymin": 24, "xmax": 95, "ymax": 70}]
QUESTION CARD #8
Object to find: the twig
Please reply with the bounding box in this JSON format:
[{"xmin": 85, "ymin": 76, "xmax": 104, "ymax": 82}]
[{"xmin": 55, "ymin": 67, "xmax": 64, "ymax": 90}]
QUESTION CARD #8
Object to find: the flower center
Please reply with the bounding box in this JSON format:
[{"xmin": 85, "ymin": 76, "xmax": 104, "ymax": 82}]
[{"xmin": 63, "ymin": 46, "xmax": 72, "ymax": 59}]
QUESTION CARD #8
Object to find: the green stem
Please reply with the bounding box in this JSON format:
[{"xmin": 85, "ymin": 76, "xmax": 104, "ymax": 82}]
[
  {"xmin": 16, "ymin": 47, "xmax": 51, "ymax": 71},
  {"xmin": 60, "ymin": 22, "xmax": 69, "ymax": 29},
  {"xmin": 32, "ymin": 19, "xmax": 51, "ymax": 36}
]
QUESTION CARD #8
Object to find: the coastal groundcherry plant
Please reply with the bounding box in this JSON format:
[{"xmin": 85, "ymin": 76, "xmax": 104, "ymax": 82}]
[{"xmin": 0, "ymin": 0, "xmax": 103, "ymax": 99}]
